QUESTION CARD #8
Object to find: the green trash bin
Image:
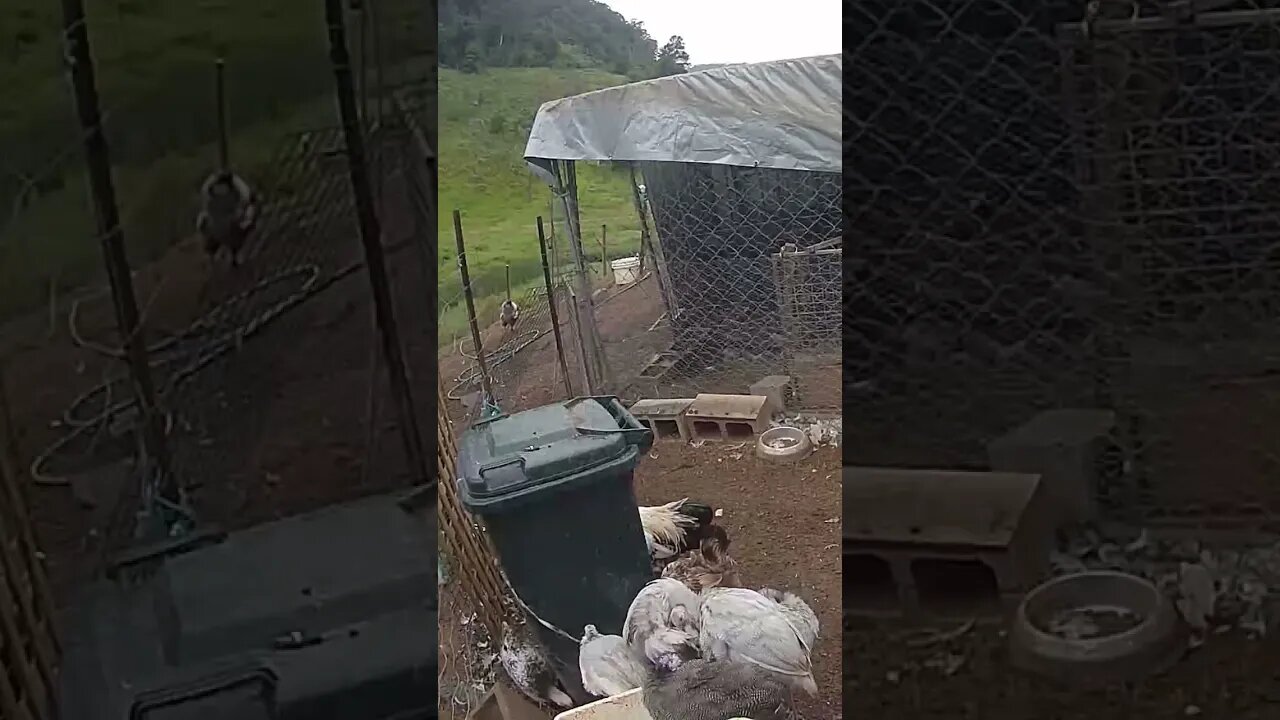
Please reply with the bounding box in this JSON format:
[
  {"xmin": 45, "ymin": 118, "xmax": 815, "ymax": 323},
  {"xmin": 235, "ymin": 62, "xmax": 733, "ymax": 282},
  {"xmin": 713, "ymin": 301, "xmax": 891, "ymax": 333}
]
[{"xmin": 456, "ymin": 396, "xmax": 655, "ymax": 704}]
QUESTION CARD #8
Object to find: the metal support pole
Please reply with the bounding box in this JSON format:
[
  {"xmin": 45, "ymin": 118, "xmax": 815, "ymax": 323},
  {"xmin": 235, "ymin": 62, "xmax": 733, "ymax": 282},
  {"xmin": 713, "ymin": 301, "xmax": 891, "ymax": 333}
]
[
  {"xmin": 537, "ymin": 217, "xmax": 574, "ymax": 397},
  {"xmin": 452, "ymin": 209, "xmax": 495, "ymax": 404},
  {"xmin": 60, "ymin": 0, "xmax": 177, "ymax": 509},
  {"xmin": 324, "ymin": 0, "xmax": 429, "ymax": 486},
  {"xmin": 215, "ymin": 58, "xmax": 229, "ymax": 171},
  {"xmin": 600, "ymin": 224, "xmax": 607, "ymax": 279}
]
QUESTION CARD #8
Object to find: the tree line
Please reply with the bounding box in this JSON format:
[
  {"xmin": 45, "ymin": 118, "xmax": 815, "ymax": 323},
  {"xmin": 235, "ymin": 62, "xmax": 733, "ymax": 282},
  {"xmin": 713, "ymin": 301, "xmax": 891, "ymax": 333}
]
[{"xmin": 439, "ymin": 0, "xmax": 690, "ymax": 79}]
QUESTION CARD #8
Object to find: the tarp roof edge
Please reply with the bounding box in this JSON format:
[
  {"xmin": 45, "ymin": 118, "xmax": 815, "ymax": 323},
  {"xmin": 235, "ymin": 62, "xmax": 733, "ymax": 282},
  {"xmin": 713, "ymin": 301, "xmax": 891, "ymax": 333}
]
[{"xmin": 522, "ymin": 54, "xmax": 841, "ymax": 180}]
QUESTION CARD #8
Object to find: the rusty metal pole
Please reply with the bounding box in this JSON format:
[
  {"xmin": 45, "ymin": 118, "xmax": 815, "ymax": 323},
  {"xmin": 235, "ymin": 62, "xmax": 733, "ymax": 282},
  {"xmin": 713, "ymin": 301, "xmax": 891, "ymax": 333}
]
[
  {"xmin": 60, "ymin": 0, "xmax": 177, "ymax": 510},
  {"xmin": 452, "ymin": 209, "xmax": 495, "ymax": 404},
  {"xmin": 324, "ymin": 0, "xmax": 429, "ymax": 486},
  {"xmin": 537, "ymin": 217, "xmax": 573, "ymax": 397}
]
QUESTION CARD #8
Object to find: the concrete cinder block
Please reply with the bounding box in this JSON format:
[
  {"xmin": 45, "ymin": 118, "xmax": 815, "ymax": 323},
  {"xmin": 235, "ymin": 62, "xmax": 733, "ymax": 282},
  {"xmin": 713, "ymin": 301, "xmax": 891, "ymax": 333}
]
[
  {"xmin": 627, "ymin": 398, "xmax": 694, "ymax": 442},
  {"xmin": 844, "ymin": 467, "xmax": 1053, "ymax": 618},
  {"xmin": 749, "ymin": 375, "xmax": 792, "ymax": 417},
  {"xmin": 988, "ymin": 409, "xmax": 1116, "ymax": 528},
  {"xmin": 684, "ymin": 394, "xmax": 770, "ymax": 441}
]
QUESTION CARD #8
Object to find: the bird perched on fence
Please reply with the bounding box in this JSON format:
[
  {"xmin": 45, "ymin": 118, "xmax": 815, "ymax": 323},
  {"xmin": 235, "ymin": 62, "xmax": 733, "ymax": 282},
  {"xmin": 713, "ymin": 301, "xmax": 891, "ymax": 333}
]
[
  {"xmin": 661, "ymin": 526, "xmax": 740, "ymax": 594},
  {"xmin": 642, "ymin": 659, "xmax": 798, "ymax": 720},
  {"xmin": 698, "ymin": 587, "xmax": 819, "ymax": 696},
  {"xmin": 578, "ymin": 624, "xmax": 651, "ymax": 698},
  {"xmin": 639, "ymin": 498, "xmax": 717, "ymax": 566},
  {"xmin": 499, "ymin": 620, "xmax": 573, "ymax": 709},
  {"xmin": 196, "ymin": 170, "xmax": 258, "ymax": 269},
  {"xmin": 624, "ymin": 578, "xmax": 703, "ymax": 673}
]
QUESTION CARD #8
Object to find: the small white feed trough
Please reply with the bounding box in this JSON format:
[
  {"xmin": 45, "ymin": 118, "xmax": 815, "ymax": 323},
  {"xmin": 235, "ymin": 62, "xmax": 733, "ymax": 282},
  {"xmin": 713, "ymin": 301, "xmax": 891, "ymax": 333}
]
[
  {"xmin": 553, "ymin": 690, "xmax": 650, "ymax": 720},
  {"xmin": 611, "ymin": 256, "xmax": 641, "ymax": 286},
  {"xmin": 553, "ymin": 688, "xmax": 752, "ymax": 720}
]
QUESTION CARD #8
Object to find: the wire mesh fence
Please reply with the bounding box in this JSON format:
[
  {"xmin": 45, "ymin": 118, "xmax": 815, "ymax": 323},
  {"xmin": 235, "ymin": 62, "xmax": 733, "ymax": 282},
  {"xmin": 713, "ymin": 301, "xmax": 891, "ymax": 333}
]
[
  {"xmin": 0, "ymin": 0, "xmax": 432, "ymax": 597},
  {"xmin": 846, "ymin": 0, "xmax": 1280, "ymax": 527},
  {"xmin": 629, "ymin": 162, "xmax": 843, "ymax": 409}
]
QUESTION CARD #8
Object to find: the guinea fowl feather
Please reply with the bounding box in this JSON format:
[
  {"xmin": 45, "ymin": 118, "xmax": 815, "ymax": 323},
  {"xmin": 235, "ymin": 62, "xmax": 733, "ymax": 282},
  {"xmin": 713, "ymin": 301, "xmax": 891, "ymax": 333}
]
[
  {"xmin": 757, "ymin": 587, "xmax": 820, "ymax": 652},
  {"xmin": 499, "ymin": 621, "xmax": 573, "ymax": 708},
  {"xmin": 578, "ymin": 624, "xmax": 650, "ymax": 698},
  {"xmin": 699, "ymin": 588, "xmax": 818, "ymax": 696},
  {"xmin": 642, "ymin": 659, "xmax": 798, "ymax": 720},
  {"xmin": 623, "ymin": 579, "xmax": 702, "ymax": 672}
]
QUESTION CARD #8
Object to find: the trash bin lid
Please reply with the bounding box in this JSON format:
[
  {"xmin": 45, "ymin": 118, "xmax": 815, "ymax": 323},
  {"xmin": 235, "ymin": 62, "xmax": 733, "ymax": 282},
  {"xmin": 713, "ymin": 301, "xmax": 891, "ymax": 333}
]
[{"xmin": 456, "ymin": 398, "xmax": 634, "ymax": 501}]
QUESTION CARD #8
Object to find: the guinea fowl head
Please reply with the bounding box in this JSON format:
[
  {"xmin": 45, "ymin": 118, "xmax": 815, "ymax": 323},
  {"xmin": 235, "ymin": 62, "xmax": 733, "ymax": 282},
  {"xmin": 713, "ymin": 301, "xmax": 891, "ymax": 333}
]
[{"xmin": 581, "ymin": 624, "xmax": 601, "ymax": 646}]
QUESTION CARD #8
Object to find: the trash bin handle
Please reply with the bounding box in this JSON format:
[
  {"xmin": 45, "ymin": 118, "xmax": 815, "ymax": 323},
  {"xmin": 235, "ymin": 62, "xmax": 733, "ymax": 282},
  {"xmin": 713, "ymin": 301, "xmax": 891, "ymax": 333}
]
[
  {"xmin": 566, "ymin": 396, "xmax": 654, "ymax": 454},
  {"xmin": 478, "ymin": 455, "xmax": 526, "ymax": 478}
]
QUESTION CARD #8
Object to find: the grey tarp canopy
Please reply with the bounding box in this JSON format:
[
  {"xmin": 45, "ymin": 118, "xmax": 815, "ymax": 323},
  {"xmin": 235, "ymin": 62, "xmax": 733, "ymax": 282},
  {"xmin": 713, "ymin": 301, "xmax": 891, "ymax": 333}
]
[{"xmin": 522, "ymin": 54, "xmax": 841, "ymax": 184}]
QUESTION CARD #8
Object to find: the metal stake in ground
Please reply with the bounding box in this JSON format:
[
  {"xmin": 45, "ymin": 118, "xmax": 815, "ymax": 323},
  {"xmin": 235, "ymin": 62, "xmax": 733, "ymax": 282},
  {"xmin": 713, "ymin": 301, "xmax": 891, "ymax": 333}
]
[
  {"xmin": 324, "ymin": 0, "xmax": 429, "ymax": 487},
  {"xmin": 215, "ymin": 58, "xmax": 229, "ymax": 171},
  {"xmin": 537, "ymin": 217, "xmax": 574, "ymax": 397},
  {"xmin": 452, "ymin": 209, "xmax": 495, "ymax": 405},
  {"xmin": 59, "ymin": 0, "xmax": 178, "ymax": 513}
]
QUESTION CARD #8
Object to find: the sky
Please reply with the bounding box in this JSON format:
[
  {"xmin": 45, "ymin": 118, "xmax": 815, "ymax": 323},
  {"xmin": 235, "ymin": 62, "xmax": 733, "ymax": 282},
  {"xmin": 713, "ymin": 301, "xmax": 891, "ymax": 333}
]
[{"xmin": 599, "ymin": 0, "xmax": 842, "ymax": 66}]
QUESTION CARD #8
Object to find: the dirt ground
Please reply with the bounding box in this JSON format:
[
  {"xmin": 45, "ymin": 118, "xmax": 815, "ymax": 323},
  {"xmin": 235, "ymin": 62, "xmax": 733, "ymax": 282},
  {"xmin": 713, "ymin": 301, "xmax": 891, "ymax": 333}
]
[
  {"xmin": 636, "ymin": 443, "xmax": 843, "ymax": 718},
  {"xmin": 437, "ymin": 442, "xmax": 843, "ymax": 719},
  {"xmin": 845, "ymin": 616, "xmax": 1280, "ymax": 719},
  {"xmin": 0, "ymin": 172, "xmax": 428, "ymax": 602}
]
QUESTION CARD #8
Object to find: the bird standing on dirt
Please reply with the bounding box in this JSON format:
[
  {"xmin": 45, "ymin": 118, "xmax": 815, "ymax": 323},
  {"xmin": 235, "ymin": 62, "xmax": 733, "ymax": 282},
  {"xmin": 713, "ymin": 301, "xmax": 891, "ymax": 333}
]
[
  {"xmin": 642, "ymin": 659, "xmax": 798, "ymax": 720},
  {"xmin": 196, "ymin": 170, "xmax": 258, "ymax": 269},
  {"xmin": 662, "ymin": 526, "xmax": 740, "ymax": 594},
  {"xmin": 624, "ymin": 578, "xmax": 703, "ymax": 673},
  {"xmin": 578, "ymin": 624, "xmax": 651, "ymax": 698},
  {"xmin": 500, "ymin": 298, "xmax": 520, "ymax": 329},
  {"xmin": 699, "ymin": 587, "xmax": 818, "ymax": 696},
  {"xmin": 639, "ymin": 498, "xmax": 717, "ymax": 566},
  {"xmin": 499, "ymin": 620, "xmax": 573, "ymax": 709},
  {"xmin": 499, "ymin": 263, "xmax": 520, "ymax": 330}
]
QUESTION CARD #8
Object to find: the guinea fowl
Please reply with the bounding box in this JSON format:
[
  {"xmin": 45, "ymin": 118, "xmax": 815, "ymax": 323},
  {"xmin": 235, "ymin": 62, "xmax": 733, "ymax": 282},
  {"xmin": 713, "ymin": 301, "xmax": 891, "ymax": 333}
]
[
  {"xmin": 578, "ymin": 624, "xmax": 650, "ymax": 698},
  {"xmin": 757, "ymin": 587, "xmax": 820, "ymax": 652},
  {"xmin": 499, "ymin": 298, "xmax": 520, "ymax": 329},
  {"xmin": 499, "ymin": 620, "xmax": 573, "ymax": 709},
  {"xmin": 662, "ymin": 526, "xmax": 740, "ymax": 593},
  {"xmin": 499, "ymin": 264, "xmax": 519, "ymax": 330},
  {"xmin": 639, "ymin": 498, "xmax": 716, "ymax": 565},
  {"xmin": 623, "ymin": 578, "xmax": 703, "ymax": 672},
  {"xmin": 642, "ymin": 659, "xmax": 798, "ymax": 720},
  {"xmin": 196, "ymin": 170, "xmax": 258, "ymax": 269},
  {"xmin": 699, "ymin": 588, "xmax": 818, "ymax": 696}
]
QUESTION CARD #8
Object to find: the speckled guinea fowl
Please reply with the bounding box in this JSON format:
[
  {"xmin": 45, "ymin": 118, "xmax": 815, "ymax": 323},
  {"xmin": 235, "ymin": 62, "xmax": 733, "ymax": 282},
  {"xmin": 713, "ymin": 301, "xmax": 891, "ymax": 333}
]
[
  {"xmin": 499, "ymin": 620, "xmax": 573, "ymax": 709},
  {"xmin": 642, "ymin": 659, "xmax": 799, "ymax": 720}
]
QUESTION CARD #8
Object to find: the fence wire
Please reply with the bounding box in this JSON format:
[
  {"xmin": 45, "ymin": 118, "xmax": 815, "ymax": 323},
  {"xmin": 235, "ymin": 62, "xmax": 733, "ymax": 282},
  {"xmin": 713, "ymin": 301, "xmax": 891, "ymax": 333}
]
[
  {"xmin": 0, "ymin": 0, "xmax": 432, "ymax": 593},
  {"xmin": 615, "ymin": 162, "xmax": 843, "ymax": 409},
  {"xmin": 846, "ymin": 0, "xmax": 1280, "ymax": 528}
]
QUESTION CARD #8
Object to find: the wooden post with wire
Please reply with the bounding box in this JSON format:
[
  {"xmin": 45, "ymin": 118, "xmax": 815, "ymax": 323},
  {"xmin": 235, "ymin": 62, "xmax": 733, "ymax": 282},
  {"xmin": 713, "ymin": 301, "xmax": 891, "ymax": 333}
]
[
  {"xmin": 214, "ymin": 58, "xmax": 229, "ymax": 171},
  {"xmin": 60, "ymin": 0, "xmax": 178, "ymax": 516},
  {"xmin": 600, "ymin": 224, "xmax": 607, "ymax": 279},
  {"xmin": 452, "ymin": 209, "xmax": 495, "ymax": 404},
  {"xmin": 324, "ymin": 0, "xmax": 429, "ymax": 485},
  {"xmin": 538, "ymin": 217, "xmax": 573, "ymax": 397}
]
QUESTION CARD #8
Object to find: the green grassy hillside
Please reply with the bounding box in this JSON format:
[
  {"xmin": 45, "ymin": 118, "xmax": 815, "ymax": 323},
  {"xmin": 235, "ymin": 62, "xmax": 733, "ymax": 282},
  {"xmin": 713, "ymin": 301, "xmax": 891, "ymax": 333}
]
[
  {"xmin": 437, "ymin": 67, "xmax": 643, "ymax": 345},
  {"xmin": 0, "ymin": 0, "xmax": 425, "ymax": 322}
]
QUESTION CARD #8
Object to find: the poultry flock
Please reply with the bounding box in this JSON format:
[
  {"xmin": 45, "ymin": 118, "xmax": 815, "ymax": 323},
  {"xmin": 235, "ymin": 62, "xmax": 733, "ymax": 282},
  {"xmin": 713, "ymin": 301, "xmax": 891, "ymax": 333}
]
[{"xmin": 499, "ymin": 498, "xmax": 819, "ymax": 720}]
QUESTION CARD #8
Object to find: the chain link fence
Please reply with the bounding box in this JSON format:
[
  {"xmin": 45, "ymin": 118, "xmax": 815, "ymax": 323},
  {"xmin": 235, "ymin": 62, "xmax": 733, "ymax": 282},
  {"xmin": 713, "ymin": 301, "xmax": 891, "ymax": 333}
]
[
  {"xmin": 846, "ymin": 0, "xmax": 1280, "ymax": 527},
  {"xmin": 628, "ymin": 162, "xmax": 843, "ymax": 409}
]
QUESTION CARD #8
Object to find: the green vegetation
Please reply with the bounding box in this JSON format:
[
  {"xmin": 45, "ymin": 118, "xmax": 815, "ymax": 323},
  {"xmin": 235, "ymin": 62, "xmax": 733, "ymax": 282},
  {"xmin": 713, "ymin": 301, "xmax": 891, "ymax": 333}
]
[
  {"xmin": 434, "ymin": 0, "xmax": 691, "ymax": 346},
  {"xmin": 436, "ymin": 67, "xmax": 644, "ymax": 346},
  {"xmin": 0, "ymin": 0, "xmax": 425, "ymax": 321}
]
